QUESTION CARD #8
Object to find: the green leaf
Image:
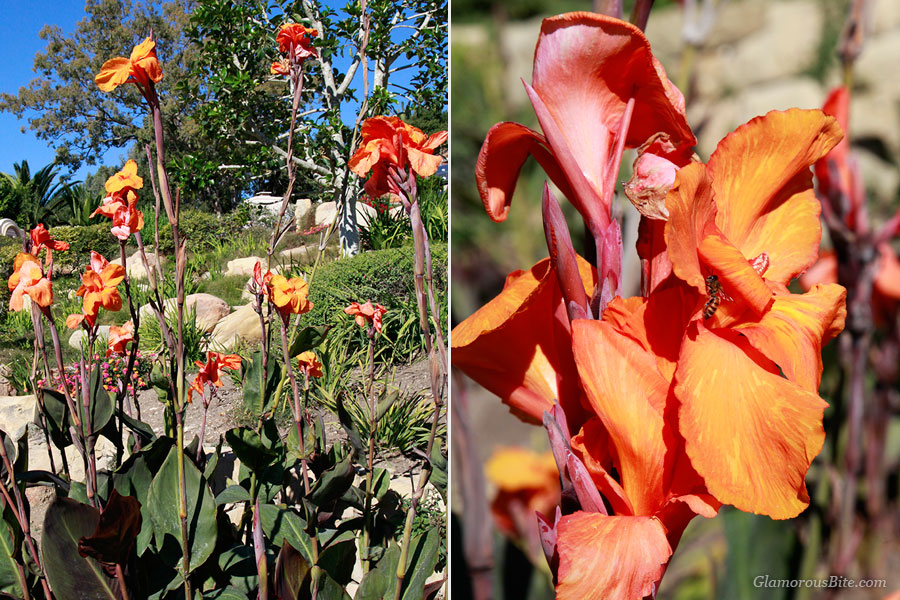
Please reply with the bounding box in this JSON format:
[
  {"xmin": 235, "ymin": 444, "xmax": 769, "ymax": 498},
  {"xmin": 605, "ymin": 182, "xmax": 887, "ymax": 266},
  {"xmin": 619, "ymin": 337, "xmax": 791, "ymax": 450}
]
[
  {"xmin": 115, "ymin": 409, "xmax": 156, "ymax": 443},
  {"xmin": 257, "ymin": 504, "xmax": 313, "ymax": 562},
  {"xmin": 225, "ymin": 427, "xmax": 279, "ymax": 473},
  {"xmin": 376, "ymin": 390, "xmax": 401, "ymax": 421},
  {"xmin": 218, "ymin": 544, "xmax": 258, "ymax": 594},
  {"xmin": 82, "ymin": 367, "xmax": 114, "ymax": 438},
  {"xmin": 317, "ymin": 534, "xmax": 356, "ymax": 587},
  {"xmin": 273, "ymin": 540, "xmax": 310, "ymax": 600},
  {"xmin": 430, "ymin": 445, "xmax": 447, "ymax": 502},
  {"xmin": 215, "ymin": 485, "xmax": 251, "ymax": 506},
  {"xmin": 355, "ymin": 543, "xmax": 400, "ymax": 600},
  {"xmin": 0, "ymin": 517, "xmax": 24, "ymax": 597},
  {"xmin": 146, "ymin": 446, "xmax": 218, "ymax": 573},
  {"xmin": 398, "ymin": 529, "xmax": 441, "ymax": 600},
  {"xmin": 288, "ymin": 325, "xmax": 330, "ymax": 357},
  {"xmin": 309, "ymin": 453, "xmax": 354, "ymax": 507},
  {"xmin": 204, "ymin": 587, "xmax": 248, "ymax": 600},
  {"xmin": 41, "ymin": 497, "xmax": 123, "ymax": 599},
  {"xmin": 242, "ymin": 352, "xmax": 282, "ymax": 417},
  {"xmin": 40, "ymin": 388, "xmax": 72, "ymax": 448}
]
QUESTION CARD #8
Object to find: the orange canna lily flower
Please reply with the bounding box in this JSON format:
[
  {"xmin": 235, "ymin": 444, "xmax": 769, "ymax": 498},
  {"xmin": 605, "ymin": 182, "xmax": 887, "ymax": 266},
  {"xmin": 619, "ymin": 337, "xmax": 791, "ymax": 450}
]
[
  {"xmin": 30, "ymin": 224, "xmax": 69, "ymax": 255},
  {"xmin": 276, "ymin": 23, "xmax": 319, "ymax": 62},
  {"xmin": 270, "ymin": 59, "xmax": 290, "ymax": 76},
  {"xmin": 67, "ymin": 251, "xmax": 126, "ymax": 329},
  {"xmin": 110, "ymin": 196, "xmax": 145, "ymax": 240},
  {"xmin": 344, "ymin": 301, "xmax": 387, "ymax": 334},
  {"xmin": 95, "ymin": 36, "xmax": 163, "ymax": 92},
  {"xmin": 106, "ymin": 321, "xmax": 134, "ymax": 356},
  {"xmin": 485, "ymin": 447, "xmax": 560, "ymax": 540},
  {"xmin": 476, "ymin": 12, "xmax": 693, "ymax": 238},
  {"xmin": 296, "ymin": 351, "xmax": 323, "ymax": 379},
  {"xmin": 105, "ymin": 160, "xmax": 143, "ymax": 195},
  {"xmin": 189, "ymin": 351, "xmax": 241, "ymax": 403},
  {"xmin": 8, "ymin": 253, "xmax": 53, "ymax": 311},
  {"xmin": 661, "ymin": 108, "xmax": 848, "ymax": 519},
  {"xmin": 349, "ymin": 116, "xmax": 447, "ymax": 199},
  {"xmin": 451, "ymin": 257, "xmax": 595, "ymax": 427},
  {"xmin": 267, "ymin": 274, "xmax": 313, "ymax": 317}
]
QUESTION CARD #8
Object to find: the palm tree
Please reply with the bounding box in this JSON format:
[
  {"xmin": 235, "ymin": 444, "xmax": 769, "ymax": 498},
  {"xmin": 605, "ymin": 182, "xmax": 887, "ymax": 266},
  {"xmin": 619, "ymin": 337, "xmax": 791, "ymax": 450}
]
[{"xmin": 0, "ymin": 160, "xmax": 74, "ymax": 229}]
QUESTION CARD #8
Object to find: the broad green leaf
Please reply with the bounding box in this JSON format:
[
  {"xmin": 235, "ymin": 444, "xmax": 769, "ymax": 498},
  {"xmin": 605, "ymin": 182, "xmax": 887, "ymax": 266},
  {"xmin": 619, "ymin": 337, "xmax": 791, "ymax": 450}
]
[
  {"xmin": 430, "ymin": 445, "xmax": 447, "ymax": 502},
  {"xmin": 204, "ymin": 586, "xmax": 248, "ymax": 600},
  {"xmin": 0, "ymin": 518, "xmax": 24, "ymax": 597},
  {"xmin": 242, "ymin": 352, "xmax": 281, "ymax": 416},
  {"xmin": 215, "ymin": 485, "xmax": 251, "ymax": 506},
  {"xmin": 309, "ymin": 453, "xmax": 354, "ymax": 507},
  {"xmin": 225, "ymin": 427, "xmax": 278, "ymax": 473},
  {"xmin": 40, "ymin": 388, "xmax": 72, "ymax": 448},
  {"xmin": 218, "ymin": 544, "xmax": 258, "ymax": 594},
  {"xmin": 116, "ymin": 409, "xmax": 155, "ymax": 443},
  {"xmin": 82, "ymin": 366, "xmax": 115, "ymax": 438},
  {"xmin": 274, "ymin": 539, "xmax": 309, "ymax": 600},
  {"xmin": 258, "ymin": 504, "xmax": 313, "ymax": 562},
  {"xmin": 146, "ymin": 446, "xmax": 218, "ymax": 573},
  {"xmin": 288, "ymin": 325, "xmax": 330, "ymax": 357},
  {"xmin": 41, "ymin": 497, "xmax": 123, "ymax": 599},
  {"xmin": 398, "ymin": 529, "xmax": 441, "ymax": 600},
  {"xmin": 355, "ymin": 543, "xmax": 400, "ymax": 600}
]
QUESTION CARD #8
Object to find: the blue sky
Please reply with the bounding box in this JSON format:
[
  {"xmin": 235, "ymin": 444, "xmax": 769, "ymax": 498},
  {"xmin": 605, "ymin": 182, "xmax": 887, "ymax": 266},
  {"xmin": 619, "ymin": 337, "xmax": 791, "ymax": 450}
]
[
  {"xmin": 0, "ymin": 2, "xmax": 119, "ymax": 182},
  {"xmin": 0, "ymin": 1, "xmax": 446, "ymax": 186}
]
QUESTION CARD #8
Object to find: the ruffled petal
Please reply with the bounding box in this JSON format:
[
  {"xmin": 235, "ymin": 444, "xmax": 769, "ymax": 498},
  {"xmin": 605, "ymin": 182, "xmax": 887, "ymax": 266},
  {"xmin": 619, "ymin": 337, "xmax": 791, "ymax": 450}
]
[
  {"xmin": 675, "ymin": 327, "xmax": 827, "ymax": 519},
  {"xmin": 734, "ymin": 283, "xmax": 846, "ymax": 392},
  {"xmin": 451, "ymin": 258, "xmax": 594, "ymax": 424},
  {"xmin": 533, "ymin": 12, "xmax": 694, "ymax": 188},
  {"xmin": 707, "ymin": 109, "xmax": 841, "ymax": 284},
  {"xmin": 475, "ymin": 121, "xmax": 572, "ymax": 222},
  {"xmin": 556, "ymin": 512, "xmax": 672, "ymax": 600},
  {"xmin": 572, "ymin": 320, "xmax": 671, "ymax": 516},
  {"xmin": 95, "ymin": 57, "xmax": 131, "ymax": 91}
]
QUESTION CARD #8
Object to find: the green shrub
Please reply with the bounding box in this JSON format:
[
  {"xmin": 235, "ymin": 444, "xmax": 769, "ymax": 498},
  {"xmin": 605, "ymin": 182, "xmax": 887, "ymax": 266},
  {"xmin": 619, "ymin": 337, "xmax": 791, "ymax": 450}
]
[
  {"xmin": 0, "ymin": 236, "xmax": 21, "ymax": 280},
  {"xmin": 152, "ymin": 208, "xmax": 249, "ymax": 254},
  {"xmin": 304, "ymin": 243, "xmax": 448, "ymax": 330},
  {"xmin": 49, "ymin": 224, "xmax": 119, "ymax": 269}
]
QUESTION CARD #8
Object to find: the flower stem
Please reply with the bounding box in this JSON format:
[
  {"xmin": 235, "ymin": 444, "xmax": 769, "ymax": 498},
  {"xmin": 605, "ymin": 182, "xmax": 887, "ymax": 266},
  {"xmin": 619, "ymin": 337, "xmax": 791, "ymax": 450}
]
[{"xmin": 361, "ymin": 328, "xmax": 376, "ymax": 574}]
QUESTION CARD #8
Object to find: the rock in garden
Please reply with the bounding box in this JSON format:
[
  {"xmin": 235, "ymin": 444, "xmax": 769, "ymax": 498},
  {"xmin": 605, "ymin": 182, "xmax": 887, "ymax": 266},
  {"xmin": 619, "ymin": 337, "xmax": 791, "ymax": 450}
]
[
  {"xmin": 0, "ymin": 395, "xmax": 37, "ymax": 439},
  {"xmin": 279, "ymin": 246, "xmax": 308, "ymax": 261},
  {"xmin": 313, "ymin": 201, "xmax": 379, "ymax": 227},
  {"xmin": 138, "ymin": 293, "xmax": 231, "ymax": 334},
  {"xmin": 209, "ymin": 303, "xmax": 265, "ymax": 351},
  {"xmin": 294, "ymin": 198, "xmax": 312, "ymax": 228},
  {"xmin": 69, "ymin": 325, "xmax": 112, "ymax": 351},
  {"xmin": 225, "ymin": 256, "xmax": 265, "ymax": 277},
  {"xmin": 111, "ymin": 249, "xmax": 164, "ymax": 280}
]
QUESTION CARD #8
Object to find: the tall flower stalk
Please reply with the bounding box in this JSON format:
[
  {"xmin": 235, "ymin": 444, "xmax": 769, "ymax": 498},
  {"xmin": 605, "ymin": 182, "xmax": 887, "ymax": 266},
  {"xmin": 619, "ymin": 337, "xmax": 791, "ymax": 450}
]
[
  {"xmin": 96, "ymin": 34, "xmax": 195, "ymax": 596},
  {"xmin": 348, "ymin": 116, "xmax": 447, "ymax": 596}
]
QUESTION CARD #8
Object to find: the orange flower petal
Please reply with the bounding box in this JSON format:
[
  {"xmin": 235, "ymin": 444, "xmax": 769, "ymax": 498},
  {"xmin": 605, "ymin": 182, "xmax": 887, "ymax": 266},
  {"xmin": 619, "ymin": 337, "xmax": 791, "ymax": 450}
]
[
  {"xmin": 664, "ymin": 162, "xmax": 715, "ymax": 293},
  {"xmin": 406, "ymin": 147, "xmax": 443, "ymax": 179},
  {"xmin": 475, "ymin": 121, "xmax": 573, "ymax": 223},
  {"xmin": 95, "ymin": 57, "xmax": 132, "ymax": 91},
  {"xmin": 485, "ymin": 448, "xmax": 559, "ymax": 492},
  {"xmin": 532, "ymin": 13, "xmax": 694, "ymax": 200},
  {"xmin": 697, "ymin": 224, "xmax": 773, "ymax": 316},
  {"xmin": 734, "ymin": 283, "xmax": 846, "ymax": 392},
  {"xmin": 556, "ymin": 512, "xmax": 671, "ymax": 600},
  {"xmin": 675, "ymin": 327, "xmax": 827, "ymax": 519},
  {"xmin": 707, "ymin": 109, "xmax": 841, "ymax": 284},
  {"xmin": 571, "ymin": 419, "xmax": 634, "ymax": 516},
  {"xmin": 452, "ymin": 258, "xmax": 594, "ymax": 424},
  {"xmin": 572, "ymin": 320, "xmax": 670, "ymax": 516},
  {"xmin": 26, "ymin": 278, "xmax": 53, "ymax": 308}
]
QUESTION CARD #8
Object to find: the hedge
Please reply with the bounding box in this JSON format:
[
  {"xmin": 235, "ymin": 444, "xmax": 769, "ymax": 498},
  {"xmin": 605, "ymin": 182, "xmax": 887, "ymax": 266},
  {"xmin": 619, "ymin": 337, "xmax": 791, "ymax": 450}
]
[{"xmin": 304, "ymin": 242, "xmax": 448, "ymax": 330}]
